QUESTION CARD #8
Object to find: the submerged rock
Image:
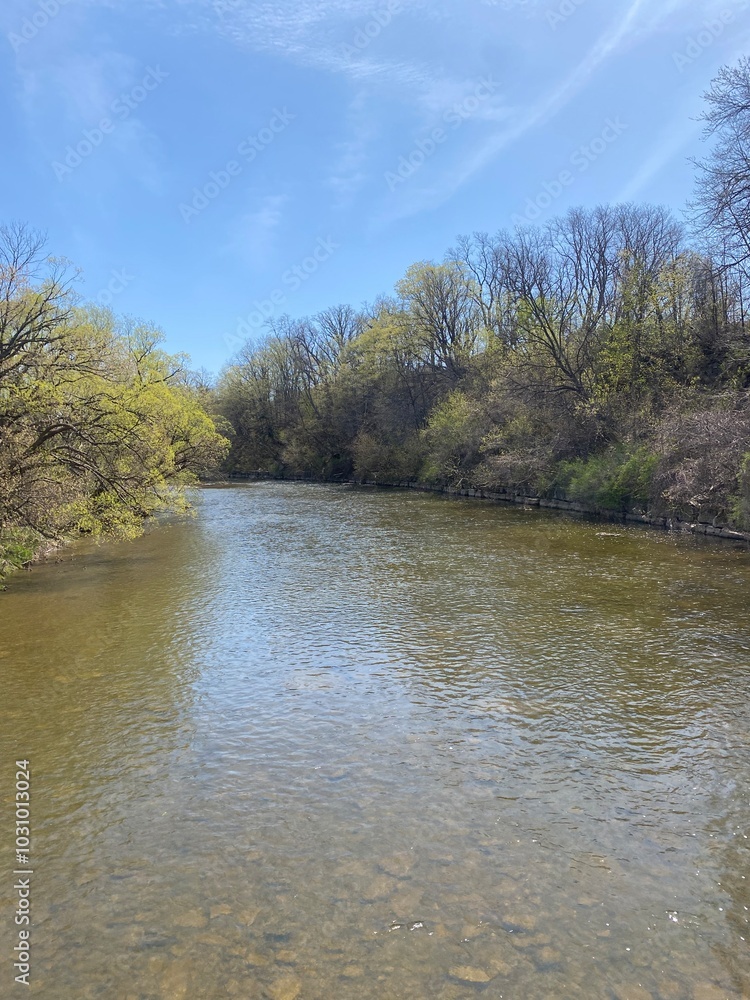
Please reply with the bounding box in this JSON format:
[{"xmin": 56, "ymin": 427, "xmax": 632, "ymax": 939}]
[
  {"xmin": 510, "ymin": 932, "xmax": 552, "ymax": 951},
  {"xmin": 389, "ymin": 888, "xmax": 425, "ymax": 915},
  {"xmin": 656, "ymin": 981, "xmax": 684, "ymax": 999},
  {"xmin": 173, "ymin": 909, "xmax": 207, "ymax": 929},
  {"xmin": 448, "ymin": 965, "xmax": 494, "ymax": 984},
  {"xmin": 323, "ymin": 767, "xmax": 348, "ymax": 780},
  {"xmin": 159, "ymin": 961, "xmax": 191, "ymax": 1000},
  {"xmin": 489, "ymin": 958, "xmax": 513, "ymax": 976},
  {"xmin": 378, "ymin": 853, "xmax": 415, "ymax": 878},
  {"xmin": 267, "ymin": 974, "xmax": 302, "ymax": 1000},
  {"xmin": 245, "ymin": 949, "xmax": 270, "ymax": 967},
  {"xmin": 534, "ymin": 945, "xmax": 563, "ymax": 970},
  {"xmin": 460, "ymin": 923, "xmax": 485, "ymax": 940},
  {"xmin": 341, "ymin": 965, "xmax": 365, "ymax": 978},
  {"xmin": 501, "ymin": 911, "xmax": 538, "ymax": 933},
  {"xmin": 195, "ymin": 933, "xmax": 229, "ymax": 947},
  {"xmin": 225, "ymin": 978, "xmax": 259, "ymax": 996},
  {"xmin": 362, "ymin": 875, "xmax": 398, "ymax": 901}
]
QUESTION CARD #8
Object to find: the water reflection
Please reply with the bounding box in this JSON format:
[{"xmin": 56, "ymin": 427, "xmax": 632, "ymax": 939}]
[{"xmin": 1, "ymin": 483, "xmax": 748, "ymax": 999}]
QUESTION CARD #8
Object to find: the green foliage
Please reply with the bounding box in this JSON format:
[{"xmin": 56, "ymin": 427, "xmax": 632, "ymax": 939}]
[
  {"xmin": 352, "ymin": 431, "xmax": 423, "ymax": 483},
  {"xmin": 557, "ymin": 447, "xmax": 658, "ymax": 512},
  {"xmin": 217, "ymin": 216, "xmax": 749, "ymax": 528},
  {"xmin": 0, "ymin": 229, "xmax": 230, "ymax": 578},
  {"xmin": 7, "ymin": 61, "xmax": 750, "ymax": 565},
  {"xmin": 420, "ymin": 391, "xmax": 483, "ymax": 485},
  {"xmin": 730, "ymin": 452, "xmax": 750, "ymax": 530},
  {"xmin": 215, "ymin": 67, "xmax": 750, "ymax": 532},
  {"xmin": 0, "ymin": 527, "xmax": 43, "ymax": 581}
]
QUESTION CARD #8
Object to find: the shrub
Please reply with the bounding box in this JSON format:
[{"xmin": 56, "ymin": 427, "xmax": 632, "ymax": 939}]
[
  {"xmin": 653, "ymin": 401, "xmax": 750, "ymax": 521},
  {"xmin": 420, "ymin": 391, "xmax": 483, "ymax": 485},
  {"xmin": 557, "ymin": 446, "xmax": 658, "ymax": 512},
  {"xmin": 0, "ymin": 528, "xmax": 44, "ymax": 581},
  {"xmin": 730, "ymin": 452, "xmax": 750, "ymax": 529}
]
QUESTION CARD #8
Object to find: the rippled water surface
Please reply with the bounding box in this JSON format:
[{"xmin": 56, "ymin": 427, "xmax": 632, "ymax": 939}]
[{"xmin": 1, "ymin": 483, "xmax": 749, "ymax": 1000}]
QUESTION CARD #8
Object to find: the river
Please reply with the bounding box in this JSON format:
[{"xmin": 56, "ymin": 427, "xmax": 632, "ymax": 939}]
[{"xmin": 1, "ymin": 482, "xmax": 749, "ymax": 999}]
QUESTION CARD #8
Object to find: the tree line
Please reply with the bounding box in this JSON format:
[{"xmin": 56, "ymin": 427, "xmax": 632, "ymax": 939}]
[{"xmin": 216, "ymin": 58, "xmax": 750, "ymax": 531}]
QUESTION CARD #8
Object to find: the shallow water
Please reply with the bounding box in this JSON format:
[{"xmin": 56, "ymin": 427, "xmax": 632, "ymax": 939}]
[{"xmin": 1, "ymin": 482, "xmax": 749, "ymax": 999}]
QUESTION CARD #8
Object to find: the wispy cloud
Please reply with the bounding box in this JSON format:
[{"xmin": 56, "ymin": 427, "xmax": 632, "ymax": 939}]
[
  {"xmin": 614, "ymin": 120, "xmax": 699, "ymax": 204},
  {"xmin": 15, "ymin": 48, "xmax": 137, "ymax": 124},
  {"xmin": 10, "ymin": 38, "xmax": 169, "ymax": 195},
  {"xmin": 11, "ymin": 0, "xmax": 741, "ymax": 237},
  {"xmin": 375, "ymin": 0, "xmax": 703, "ymax": 225},
  {"xmin": 328, "ymin": 92, "xmax": 378, "ymax": 205},
  {"xmin": 73, "ymin": 0, "xmax": 478, "ymax": 111},
  {"xmin": 225, "ymin": 193, "xmax": 289, "ymax": 268}
]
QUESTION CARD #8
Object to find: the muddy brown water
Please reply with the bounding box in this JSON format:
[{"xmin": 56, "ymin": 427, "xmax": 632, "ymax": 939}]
[{"xmin": 1, "ymin": 482, "xmax": 749, "ymax": 999}]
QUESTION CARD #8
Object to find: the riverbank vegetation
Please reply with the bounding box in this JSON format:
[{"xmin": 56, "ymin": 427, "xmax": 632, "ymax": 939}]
[
  {"xmin": 217, "ymin": 59, "xmax": 750, "ymax": 531},
  {"xmin": 0, "ymin": 225, "xmax": 229, "ymax": 578}
]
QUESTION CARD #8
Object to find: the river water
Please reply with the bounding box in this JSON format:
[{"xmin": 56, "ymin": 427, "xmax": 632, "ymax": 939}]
[{"xmin": 1, "ymin": 483, "xmax": 749, "ymax": 1000}]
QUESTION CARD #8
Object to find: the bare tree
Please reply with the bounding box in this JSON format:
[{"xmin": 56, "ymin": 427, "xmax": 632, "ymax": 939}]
[
  {"xmin": 0, "ymin": 224, "xmax": 77, "ymax": 380},
  {"xmin": 692, "ymin": 57, "xmax": 750, "ymax": 279},
  {"xmin": 447, "ymin": 232, "xmax": 521, "ymax": 348}
]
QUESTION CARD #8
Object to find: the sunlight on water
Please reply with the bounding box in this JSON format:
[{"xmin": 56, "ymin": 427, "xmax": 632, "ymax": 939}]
[{"xmin": 1, "ymin": 483, "xmax": 749, "ymax": 999}]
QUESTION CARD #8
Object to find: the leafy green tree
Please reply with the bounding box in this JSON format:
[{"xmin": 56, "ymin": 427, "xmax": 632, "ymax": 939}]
[
  {"xmin": 395, "ymin": 262, "xmax": 480, "ymax": 382},
  {"xmin": 0, "ymin": 227, "xmax": 228, "ymax": 573}
]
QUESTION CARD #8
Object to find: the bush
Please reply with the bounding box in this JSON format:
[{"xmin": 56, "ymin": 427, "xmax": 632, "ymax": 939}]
[
  {"xmin": 420, "ymin": 391, "xmax": 483, "ymax": 485},
  {"xmin": 653, "ymin": 401, "xmax": 750, "ymax": 521},
  {"xmin": 352, "ymin": 431, "xmax": 422, "ymax": 482},
  {"xmin": 730, "ymin": 452, "xmax": 750, "ymax": 529},
  {"xmin": 0, "ymin": 528, "xmax": 44, "ymax": 581},
  {"xmin": 557, "ymin": 446, "xmax": 658, "ymax": 512}
]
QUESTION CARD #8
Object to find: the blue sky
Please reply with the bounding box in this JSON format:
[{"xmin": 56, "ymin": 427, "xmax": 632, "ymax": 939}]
[{"xmin": 2, "ymin": 0, "xmax": 749, "ymax": 373}]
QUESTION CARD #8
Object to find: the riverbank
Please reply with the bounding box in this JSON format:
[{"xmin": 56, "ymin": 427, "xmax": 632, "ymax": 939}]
[
  {"xmin": 0, "ymin": 529, "xmax": 63, "ymax": 584},
  {"xmin": 226, "ymin": 472, "xmax": 750, "ymax": 545}
]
